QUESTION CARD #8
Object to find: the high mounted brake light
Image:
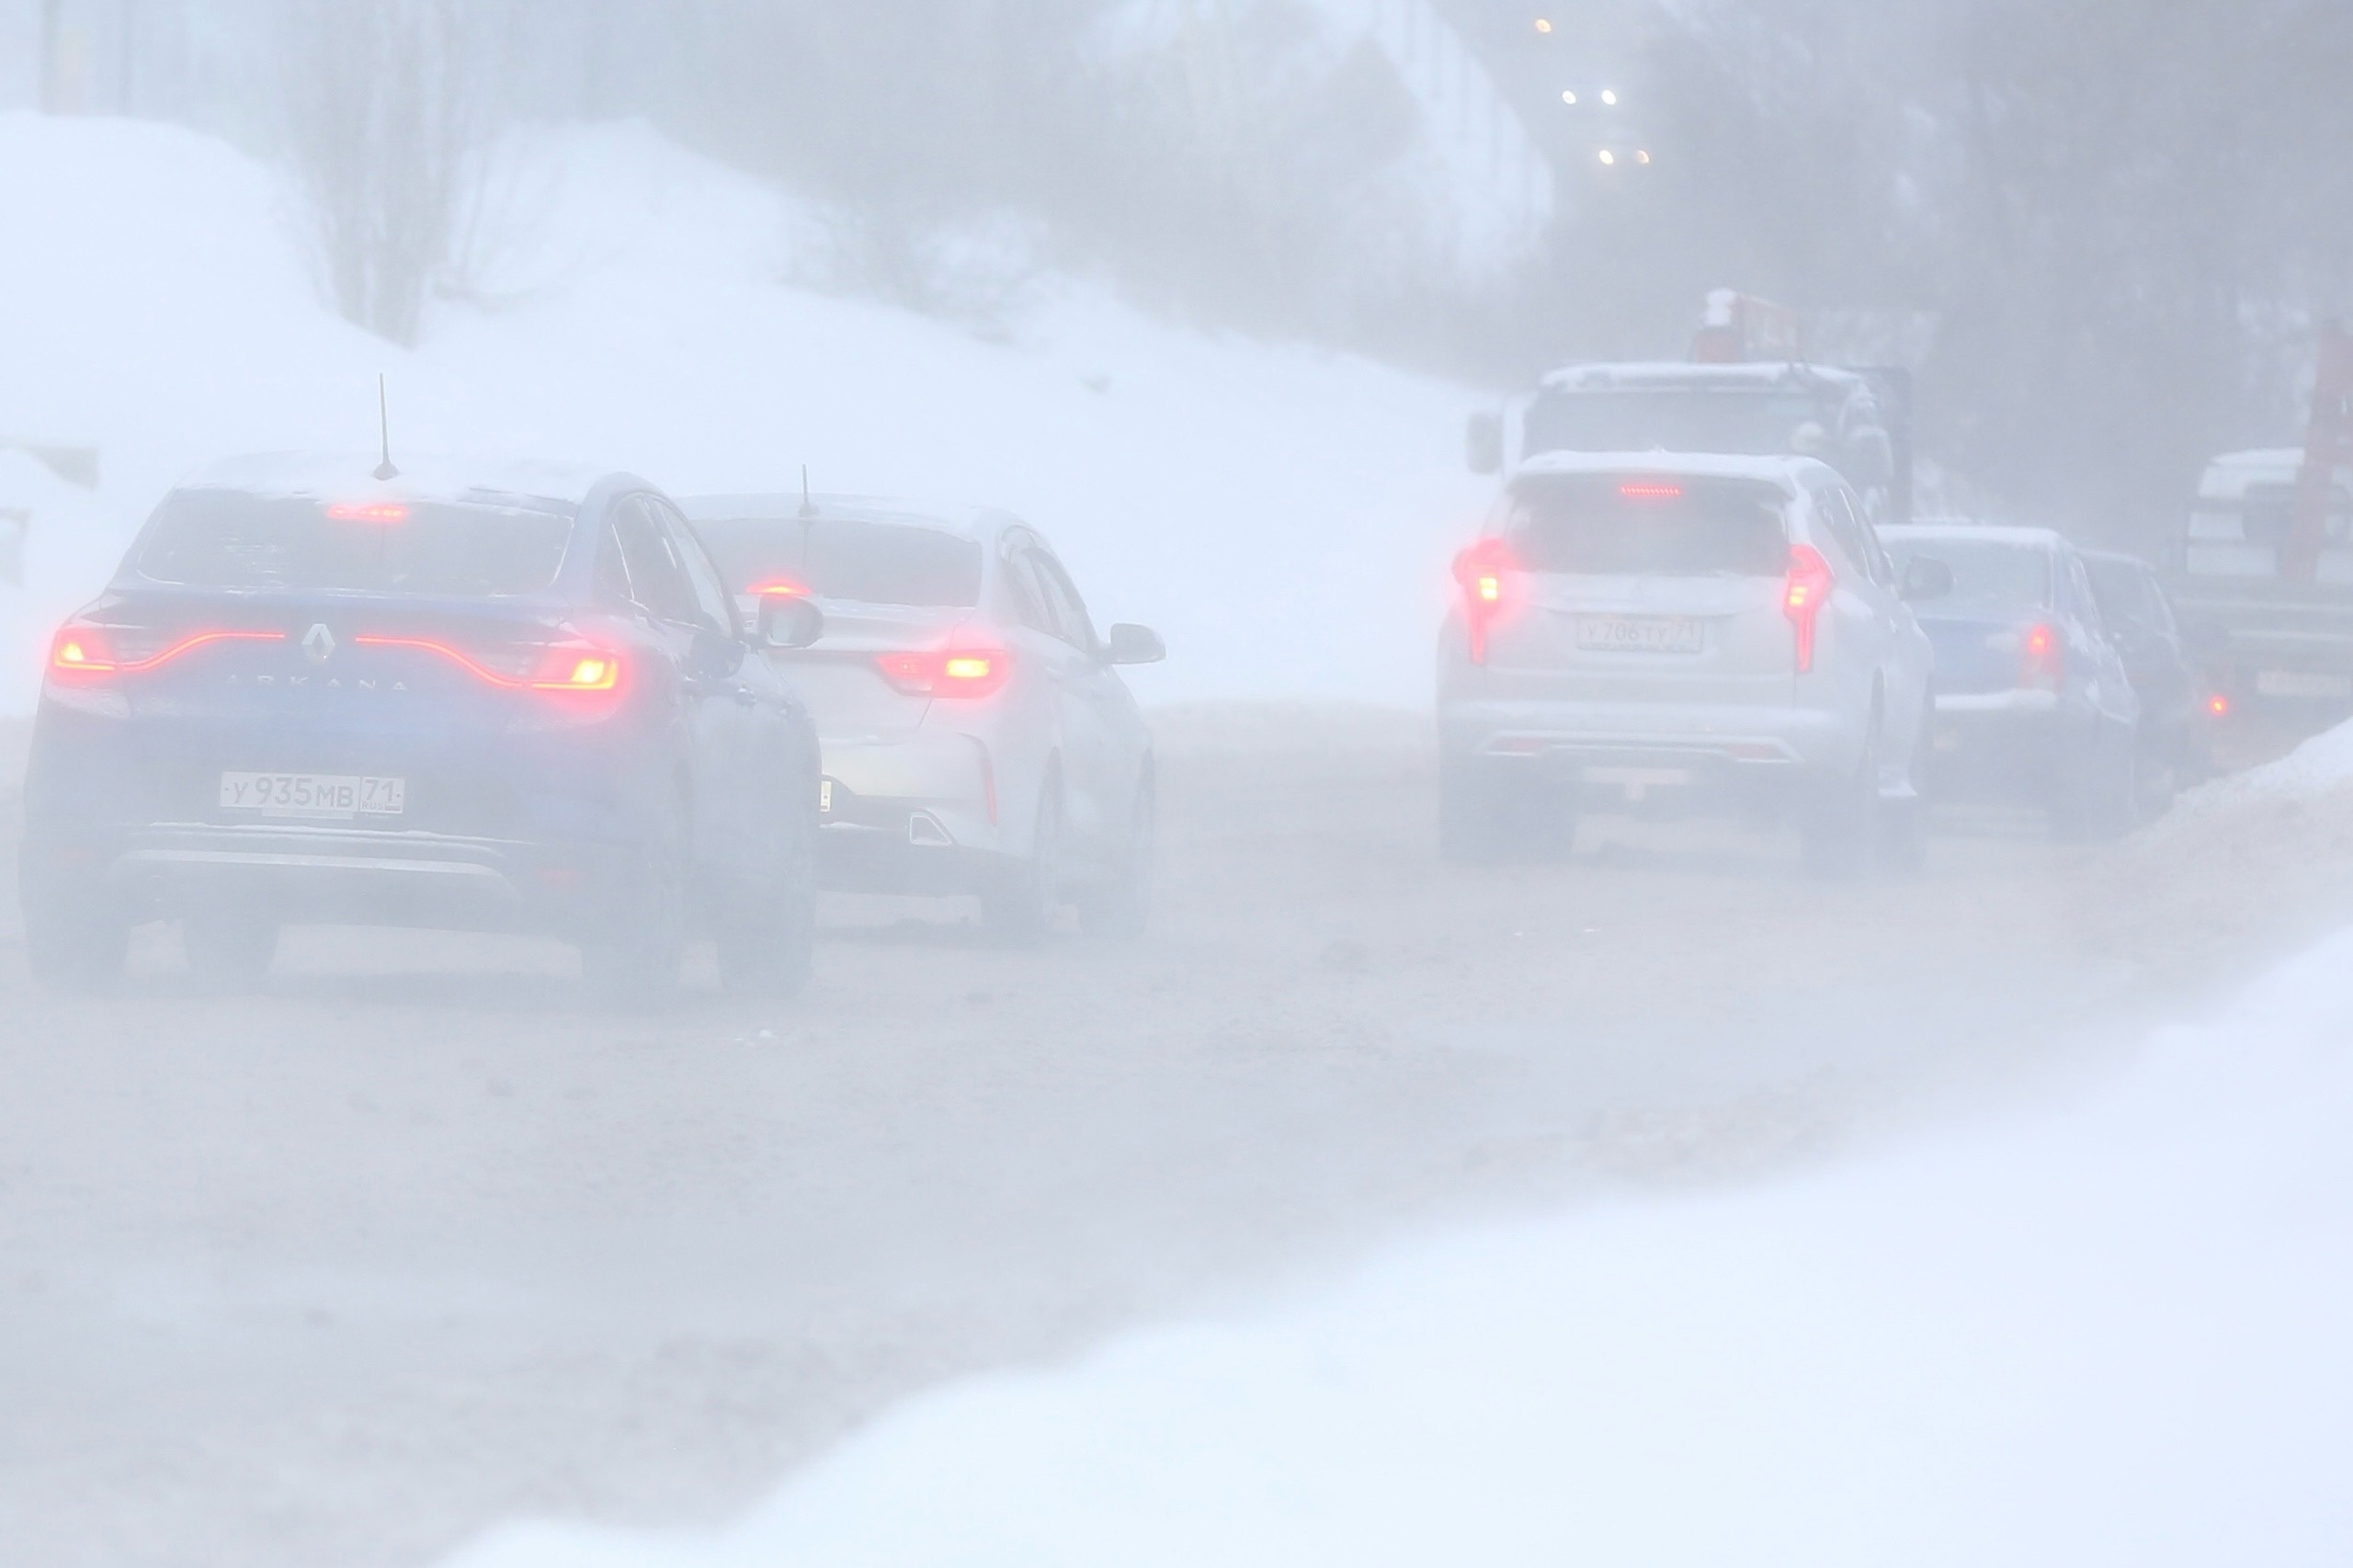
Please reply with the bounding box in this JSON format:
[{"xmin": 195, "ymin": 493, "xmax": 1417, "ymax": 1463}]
[
  {"xmin": 1783, "ymin": 543, "xmax": 1835, "ymax": 673},
  {"xmin": 1452, "ymin": 538, "xmax": 1517, "ymax": 665},
  {"xmin": 749, "ymin": 577, "xmax": 810, "ymax": 597},
  {"xmin": 324, "ymin": 502, "xmax": 410, "ymax": 524},
  {"xmin": 48, "ymin": 621, "xmax": 285, "ymax": 679},
  {"xmin": 1619, "ymin": 481, "xmax": 1684, "ymax": 500},
  {"xmin": 875, "ymin": 648, "xmax": 1010, "ymax": 699}
]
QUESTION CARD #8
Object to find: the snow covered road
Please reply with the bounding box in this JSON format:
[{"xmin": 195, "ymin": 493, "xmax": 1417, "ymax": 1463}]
[{"xmin": 4, "ymin": 704, "xmax": 2348, "ymax": 1567}]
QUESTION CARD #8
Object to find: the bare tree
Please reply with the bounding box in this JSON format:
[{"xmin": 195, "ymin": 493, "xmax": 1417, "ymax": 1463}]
[{"xmin": 277, "ymin": 0, "xmax": 500, "ymax": 347}]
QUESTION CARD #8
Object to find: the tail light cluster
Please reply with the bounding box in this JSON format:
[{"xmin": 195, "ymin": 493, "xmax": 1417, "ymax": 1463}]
[
  {"xmin": 2019, "ymin": 623, "xmax": 2063, "ymax": 691},
  {"xmin": 1451, "ymin": 538, "xmax": 1516, "ymax": 665},
  {"xmin": 49, "ymin": 622, "xmax": 285, "ymax": 680},
  {"xmin": 875, "ymin": 647, "xmax": 1009, "ymax": 699},
  {"xmin": 352, "ymin": 634, "xmax": 624, "ymax": 695},
  {"xmin": 1782, "ymin": 544, "xmax": 1835, "ymax": 673}
]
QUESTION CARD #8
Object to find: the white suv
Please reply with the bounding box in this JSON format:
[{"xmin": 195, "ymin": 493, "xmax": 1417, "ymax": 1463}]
[{"xmin": 1436, "ymin": 453, "xmax": 1947, "ymax": 869}]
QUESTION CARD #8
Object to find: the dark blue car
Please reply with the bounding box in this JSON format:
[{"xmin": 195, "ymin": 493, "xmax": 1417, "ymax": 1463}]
[
  {"xmin": 1880, "ymin": 524, "xmax": 2141, "ymax": 837},
  {"xmin": 19, "ymin": 455, "xmax": 824, "ymax": 999}
]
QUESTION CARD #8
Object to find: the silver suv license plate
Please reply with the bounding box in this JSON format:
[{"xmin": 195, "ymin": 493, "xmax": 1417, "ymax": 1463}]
[
  {"xmin": 1574, "ymin": 615, "xmax": 1704, "ymax": 653},
  {"xmin": 220, "ymin": 772, "xmax": 406, "ymax": 820}
]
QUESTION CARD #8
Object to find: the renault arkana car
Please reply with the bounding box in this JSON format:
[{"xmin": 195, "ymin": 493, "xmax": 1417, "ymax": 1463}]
[{"xmin": 1437, "ymin": 453, "xmax": 1949, "ymax": 869}]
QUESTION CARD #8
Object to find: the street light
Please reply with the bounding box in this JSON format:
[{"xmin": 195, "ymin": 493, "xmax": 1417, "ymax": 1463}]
[
  {"xmin": 1600, "ymin": 88, "xmax": 1619, "ymax": 106},
  {"xmin": 1597, "ymin": 149, "xmax": 1616, "ymax": 165},
  {"xmin": 1534, "ymin": 17, "xmax": 1553, "ymax": 33},
  {"xmin": 1561, "ymin": 90, "xmax": 1576, "ymax": 105}
]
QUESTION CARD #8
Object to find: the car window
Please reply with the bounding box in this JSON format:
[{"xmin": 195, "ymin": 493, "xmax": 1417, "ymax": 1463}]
[
  {"xmin": 136, "ymin": 489, "xmax": 575, "ymax": 597},
  {"xmin": 1504, "ymin": 474, "xmax": 1790, "ymax": 577},
  {"xmin": 611, "ymin": 497, "xmax": 702, "ymax": 627},
  {"xmin": 695, "ymin": 517, "xmax": 983, "ymax": 608},
  {"xmin": 1002, "ymin": 543, "xmax": 1064, "ymax": 639},
  {"xmin": 1030, "ymin": 551, "xmax": 1097, "ymax": 651},
  {"xmin": 654, "ymin": 501, "xmax": 738, "ymax": 635},
  {"xmin": 1811, "ymin": 486, "xmax": 1881, "ymax": 584},
  {"xmin": 2065, "ymin": 553, "xmax": 2106, "ymax": 635},
  {"xmin": 1882, "ymin": 537, "xmax": 2052, "ymax": 608}
]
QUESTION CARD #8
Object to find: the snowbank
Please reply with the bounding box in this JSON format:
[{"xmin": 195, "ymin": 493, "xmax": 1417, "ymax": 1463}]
[
  {"xmin": 2165, "ymin": 712, "xmax": 2353, "ymax": 826},
  {"xmin": 445, "ymin": 929, "xmax": 2353, "ymax": 1568},
  {"xmin": 0, "ymin": 113, "xmax": 1492, "ymax": 716}
]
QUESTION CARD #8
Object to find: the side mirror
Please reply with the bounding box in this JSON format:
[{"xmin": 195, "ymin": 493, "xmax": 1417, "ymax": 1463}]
[
  {"xmin": 757, "ymin": 595, "xmax": 825, "ymax": 650},
  {"xmin": 1900, "ymin": 556, "xmax": 1954, "ymax": 603},
  {"xmin": 1103, "ymin": 622, "xmax": 1165, "ymax": 666},
  {"xmin": 1465, "ymin": 410, "xmax": 1504, "ymax": 476}
]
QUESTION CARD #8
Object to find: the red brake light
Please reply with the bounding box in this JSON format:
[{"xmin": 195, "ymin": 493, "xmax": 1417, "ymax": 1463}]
[
  {"xmin": 352, "ymin": 634, "xmax": 624, "ymax": 697},
  {"xmin": 1452, "ymin": 538, "xmax": 1517, "ymax": 665},
  {"xmin": 1783, "ymin": 543, "xmax": 1835, "ymax": 673},
  {"xmin": 2020, "ymin": 622, "xmax": 2063, "ymax": 690},
  {"xmin": 2208, "ymin": 693, "xmax": 2232, "ymax": 718},
  {"xmin": 325, "ymin": 502, "xmax": 410, "ymax": 524},
  {"xmin": 49, "ymin": 620, "xmax": 285, "ymax": 680},
  {"xmin": 750, "ymin": 577, "xmax": 809, "ymax": 597},
  {"xmin": 875, "ymin": 648, "xmax": 1010, "ymax": 699},
  {"xmin": 1619, "ymin": 481, "xmax": 1684, "ymax": 500}
]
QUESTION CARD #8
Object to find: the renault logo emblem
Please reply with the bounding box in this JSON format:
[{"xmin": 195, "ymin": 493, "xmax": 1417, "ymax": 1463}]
[{"xmin": 302, "ymin": 624, "xmax": 336, "ymax": 665}]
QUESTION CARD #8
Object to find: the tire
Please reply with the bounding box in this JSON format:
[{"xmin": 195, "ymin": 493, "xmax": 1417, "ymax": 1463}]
[
  {"xmin": 717, "ymin": 804, "xmax": 817, "ymax": 999},
  {"xmin": 1438, "ymin": 755, "xmax": 1574, "ymax": 864},
  {"xmin": 1876, "ymin": 701, "xmax": 1934, "ymax": 878},
  {"xmin": 183, "ymin": 907, "xmax": 279, "ymax": 992},
  {"xmin": 2133, "ymin": 729, "xmax": 2179, "ymax": 824},
  {"xmin": 1801, "ymin": 722, "xmax": 1881, "ymax": 879},
  {"xmin": 22, "ymin": 875, "xmax": 130, "ymax": 995},
  {"xmin": 983, "ymin": 775, "xmax": 1063, "ymax": 947},
  {"xmin": 1080, "ymin": 774, "xmax": 1155, "ymax": 941},
  {"xmin": 584, "ymin": 807, "xmax": 688, "ymax": 1006}
]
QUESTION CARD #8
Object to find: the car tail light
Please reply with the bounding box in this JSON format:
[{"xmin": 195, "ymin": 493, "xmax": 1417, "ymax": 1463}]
[
  {"xmin": 2020, "ymin": 623, "xmax": 2063, "ymax": 691},
  {"xmin": 1451, "ymin": 538, "xmax": 1516, "ymax": 665},
  {"xmin": 2208, "ymin": 692, "xmax": 2232, "ymax": 718},
  {"xmin": 324, "ymin": 502, "xmax": 410, "ymax": 524},
  {"xmin": 352, "ymin": 634, "xmax": 625, "ymax": 696},
  {"xmin": 48, "ymin": 619, "xmax": 285, "ymax": 680},
  {"xmin": 875, "ymin": 648, "xmax": 1010, "ymax": 699},
  {"xmin": 1782, "ymin": 544, "xmax": 1835, "ymax": 673}
]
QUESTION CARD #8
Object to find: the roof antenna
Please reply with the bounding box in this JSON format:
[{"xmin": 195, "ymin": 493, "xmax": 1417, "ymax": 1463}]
[
  {"xmin": 797, "ymin": 463, "xmax": 818, "ymax": 518},
  {"xmin": 372, "ymin": 373, "xmax": 400, "ymax": 482}
]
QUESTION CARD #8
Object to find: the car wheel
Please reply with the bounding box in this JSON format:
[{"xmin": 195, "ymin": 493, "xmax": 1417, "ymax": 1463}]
[
  {"xmin": 2133, "ymin": 729, "xmax": 2180, "ymax": 824},
  {"xmin": 1439, "ymin": 756, "xmax": 1573, "ymax": 864},
  {"xmin": 1875, "ymin": 700, "xmax": 1934, "ymax": 878},
  {"xmin": 717, "ymin": 805, "xmax": 816, "ymax": 999},
  {"xmin": 1801, "ymin": 724, "xmax": 1881, "ymax": 878},
  {"xmin": 22, "ymin": 875, "xmax": 131, "ymax": 995},
  {"xmin": 983, "ymin": 775, "xmax": 1064, "ymax": 947},
  {"xmin": 585, "ymin": 807, "xmax": 688, "ymax": 1006},
  {"xmin": 1080, "ymin": 773, "xmax": 1155, "ymax": 941},
  {"xmin": 183, "ymin": 907, "xmax": 279, "ymax": 992}
]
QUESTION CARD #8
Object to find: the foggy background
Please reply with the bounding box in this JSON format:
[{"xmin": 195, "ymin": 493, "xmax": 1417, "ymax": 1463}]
[{"xmin": 11, "ymin": 0, "xmax": 2353, "ymax": 537}]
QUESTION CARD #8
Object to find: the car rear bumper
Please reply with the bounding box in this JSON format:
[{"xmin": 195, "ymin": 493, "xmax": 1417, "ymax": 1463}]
[
  {"xmin": 816, "ymin": 731, "xmax": 1011, "ymax": 892},
  {"xmin": 21, "ymin": 821, "xmax": 628, "ymax": 934},
  {"xmin": 1927, "ymin": 690, "xmax": 2091, "ymax": 800},
  {"xmin": 1438, "ymin": 698, "xmax": 1863, "ymax": 816}
]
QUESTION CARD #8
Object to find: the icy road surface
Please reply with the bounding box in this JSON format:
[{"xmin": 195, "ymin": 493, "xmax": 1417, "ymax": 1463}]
[{"xmin": 2, "ymin": 704, "xmax": 2346, "ymax": 1568}]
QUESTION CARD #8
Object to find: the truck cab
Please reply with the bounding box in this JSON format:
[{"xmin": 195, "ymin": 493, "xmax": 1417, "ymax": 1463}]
[{"xmin": 2165, "ymin": 448, "xmax": 2353, "ymax": 712}]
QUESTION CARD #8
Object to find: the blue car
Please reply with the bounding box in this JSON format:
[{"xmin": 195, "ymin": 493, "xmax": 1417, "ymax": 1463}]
[
  {"xmin": 19, "ymin": 455, "xmax": 824, "ymax": 999},
  {"xmin": 1880, "ymin": 524, "xmax": 2141, "ymax": 836}
]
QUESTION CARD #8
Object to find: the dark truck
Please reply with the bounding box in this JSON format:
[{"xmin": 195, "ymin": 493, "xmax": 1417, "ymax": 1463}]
[{"xmin": 1467, "ymin": 295, "xmax": 1914, "ymax": 527}]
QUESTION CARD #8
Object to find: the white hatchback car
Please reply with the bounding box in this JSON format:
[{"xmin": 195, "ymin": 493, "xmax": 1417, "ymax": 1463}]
[
  {"xmin": 1436, "ymin": 453, "xmax": 1948, "ymax": 869},
  {"xmin": 684, "ymin": 494, "xmax": 1164, "ymax": 940}
]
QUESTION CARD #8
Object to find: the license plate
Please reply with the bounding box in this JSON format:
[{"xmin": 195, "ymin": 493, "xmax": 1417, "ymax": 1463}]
[
  {"xmin": 2255, "ymin": 669, "xmax": 2353, "ymax": 699},
  {"xmin": 219, "ymin": 772, "xmax": 405, "ymax": 820},
  {"xmin": 1574, "ymin": 615, "xmax": 1705, "ymax": 653}
]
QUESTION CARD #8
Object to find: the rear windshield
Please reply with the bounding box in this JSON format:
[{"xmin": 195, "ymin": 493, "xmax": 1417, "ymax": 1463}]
[
  {"xmin": 696, "ymin": 517, "xmax": 983, "ymax": 608},
  {"xmin": 136, "ymin": 489, "xmax": 575, "ymax": 597},
  {"xmin": 1884, "ymin": 537, "xmax": 2052, "ymax": 608},
  {"xmin": 1523, "ymin": 389, "xmax": 1830, "ymax": 459},
  {"xmin": 1505, "ymin": 474, "xmax": 1790, "ymax": 576}
]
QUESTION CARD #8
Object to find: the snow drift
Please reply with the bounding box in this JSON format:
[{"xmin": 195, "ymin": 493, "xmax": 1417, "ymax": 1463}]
[
  {"xmin": 444, "ymin": 921, "xmax": 2353, "ymax": 1567},
  {"xmin": 0, "ymin": 112, "xmax": 1491, "ymax": 716}
]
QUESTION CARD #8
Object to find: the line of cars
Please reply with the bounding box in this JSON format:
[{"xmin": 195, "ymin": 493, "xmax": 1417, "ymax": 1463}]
[
  {"xmin": 1435, "ymin": 452, "xmax": 2209, "ymax": 867},
  {"xmin": 17, "ymin": 455, "xmax": 1164, "ymax": 998}
]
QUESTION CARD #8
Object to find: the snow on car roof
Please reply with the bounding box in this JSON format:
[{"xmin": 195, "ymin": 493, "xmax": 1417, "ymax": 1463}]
[
  {"xmin": 1535, "ymin": 360, "xmax": 1874, "ymax": 395},
  {"xmin": 1881, "ymin": 523, "xmax": 2067, "ymax": 551},
  {"xmin": 1508, "ymin": 450, "xmax": 1829, "ymax": 488},
  {"xmin": 678, "ymin": 492, "xmax": 1008, "ymax": 540},
  {"xmin": 176, "ymin": 452, "xmax": 618, "ymax": 511}
]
